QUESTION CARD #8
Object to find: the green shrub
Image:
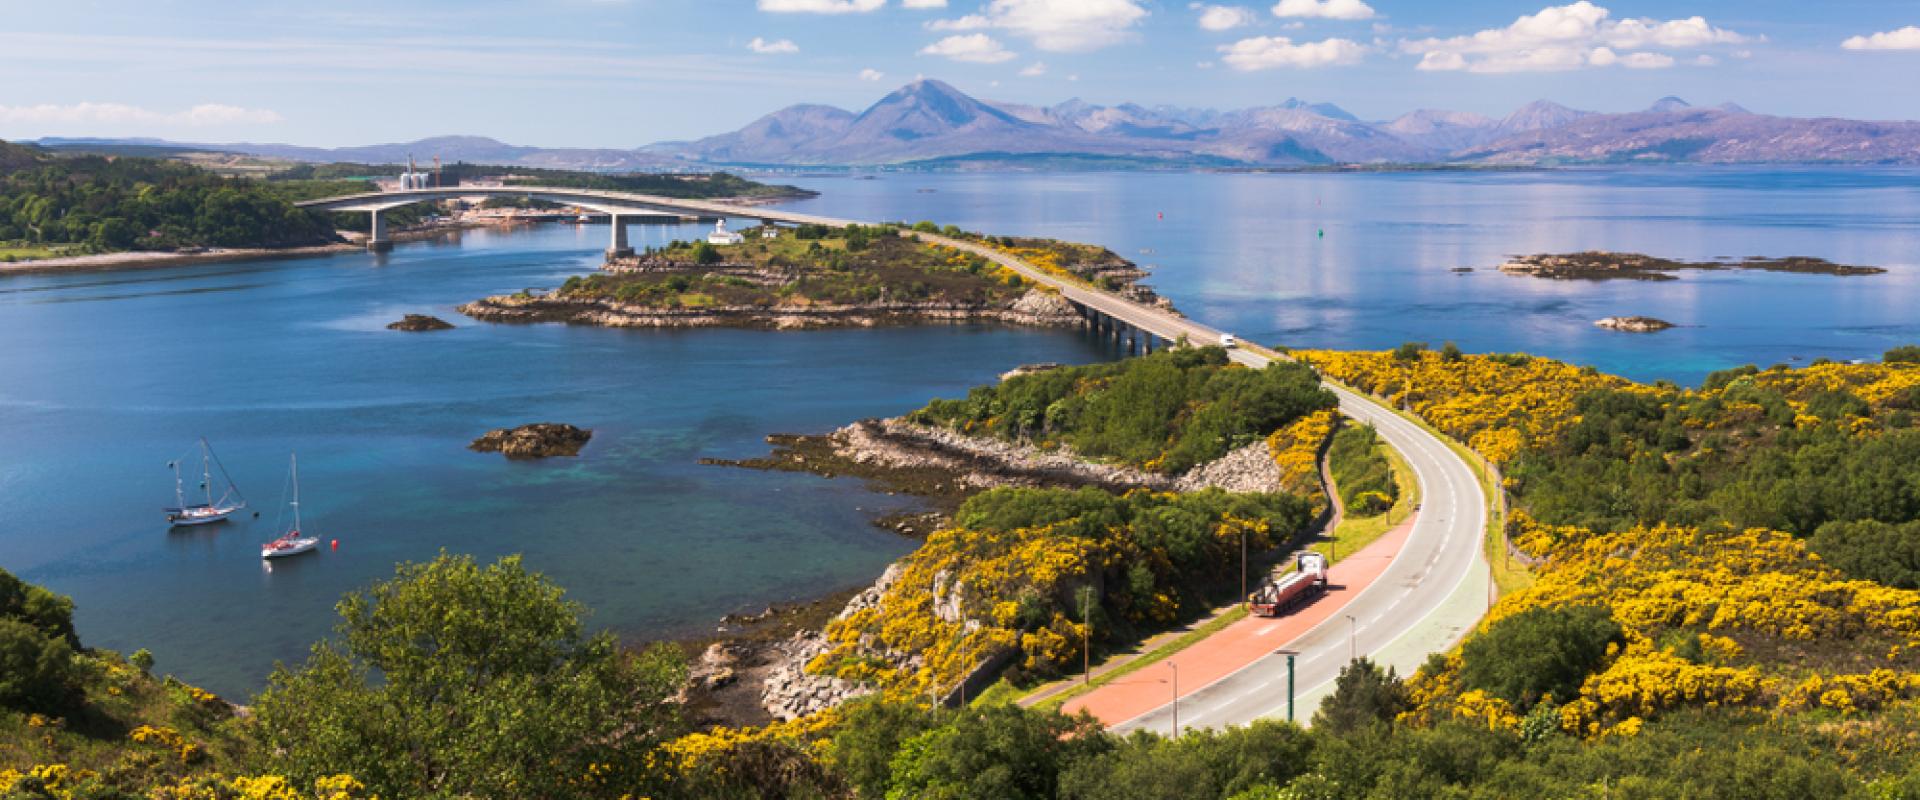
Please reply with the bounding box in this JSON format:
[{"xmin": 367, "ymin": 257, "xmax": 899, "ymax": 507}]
[
  {"xmin": 1809, "ymin": 519, "xmax": 1920, "ymax": 589},
  {"xmin": 0, "ymin": 617, "xmax": 80, "ymax": 712},
  {"xmin": 1458, "ymin": 605, "xmax": 1623, "ymax": 711}
]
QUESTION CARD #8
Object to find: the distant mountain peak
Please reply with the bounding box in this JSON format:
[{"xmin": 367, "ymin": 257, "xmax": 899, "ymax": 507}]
[
  {"xmin": 1497, "ymin": 100, "xmax": 1596, "ymax": 135},
  {"xmin": 1715, "ymin": 102, "xmax": 1752, "ymax": 115},
  {"xmin": 1649, "ymin": 96, "xmax": 1692, "ymax": 113}
]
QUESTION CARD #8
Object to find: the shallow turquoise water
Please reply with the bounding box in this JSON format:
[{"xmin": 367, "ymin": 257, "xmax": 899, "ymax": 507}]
[{"xmin": 2, "ymin": 166, "xmax": 1916, "ymax": 696}]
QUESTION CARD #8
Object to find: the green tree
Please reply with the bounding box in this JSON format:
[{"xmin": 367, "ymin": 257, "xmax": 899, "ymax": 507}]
[
  {"xmin": 1391, "ymin": 342, "xmax": 1428, "ymax": 361},
  {"xmin": 1311, "ymin": 657, "xmax": 1410, "ymax": 736},
  {"xmin": 1458, "ymin": 605, "xmax": 1622, "ymax": 711},
  {"xmin": 251, "ymin": 552, "xmax": 685, "ymax": 799},
  {"xmin": 832, "ymin": 698, "xmax": 945, "ymax": 798},
  {"xmin": 1885, "ymin": 345, "xmax": 1920, "ymax": 364},
  {"xmin": 885, "ymin": 704, "xmax": 1106, "ymax": 800},
  {"xmin": 0, "ymin": 617, "xmax": 80, "ymax": 712}
]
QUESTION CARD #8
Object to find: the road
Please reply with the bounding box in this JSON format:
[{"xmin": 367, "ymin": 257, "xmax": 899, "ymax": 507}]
[{"xmin": 309, "ymin": 189, "xmax": 1494, "ymax": 730}]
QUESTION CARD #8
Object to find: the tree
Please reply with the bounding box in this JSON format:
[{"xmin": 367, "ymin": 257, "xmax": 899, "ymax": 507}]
[
  {"xmin": 1458, "ymin": 605, "xmax": 1622, "ymax": 710},
  {"xmin": 885, "ymin": 704, "xmax": 1107, "ymax": 800},
  {"xmin": 0, "ymin": 567, "xmax": 77, "ymax": 646},
  {"xmin": 1809, "ymin": 519, "xmax": 1920, "ymax": 588},
  {"xmin": 831, "ymin": 698, "xmax": 945, "ymax": 798},
  {"xmin": 1312, "ymin": 657, "xmax": 1409, "ymax": 736},
  {"xmin": 0, "ymin": 617, "xmax": 80, "ymax": 712},
  {"xmin": 691, "ymin": 241, "xmax": 721, "ymax": 265},
  {"xmin": 1885, "ymin": 345, "xmax": 1920, "ymax": 364},
  {"xmin": 1391, "ymin": 342, "xmax": 1428, "ymax": 361},
  {"xmin": 251, "ymin": 553, "xmax": 685, "ymax": 799}
]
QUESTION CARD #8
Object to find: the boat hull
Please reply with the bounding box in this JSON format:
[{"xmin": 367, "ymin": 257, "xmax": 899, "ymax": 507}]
[
  {"xmin": 166, "ymin": 504, "xmax": 241, "ymax": 527},
  {"xmin": 261, "ymin": 537, "xmax": 320, "ymax": 559}
]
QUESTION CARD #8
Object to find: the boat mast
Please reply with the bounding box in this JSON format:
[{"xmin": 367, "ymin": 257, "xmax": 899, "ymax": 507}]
[
  {"xmin": 290, "ymin": 453, "xmax": 301, "ymax": 533},
  {"xmin": 172, "ymin": 458, "xmax": 185, "ymax": 509},
  {"xmin": 201, "ymin": 439, "xmax": 215, "ymax": 508}
]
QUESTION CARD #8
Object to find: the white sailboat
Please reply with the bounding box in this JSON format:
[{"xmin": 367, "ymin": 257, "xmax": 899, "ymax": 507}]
[
  {"xmin": 262, "ymin": 453, "xmax": 320, "ymax": 559},
  {"xmin": 165, "ymin": 438, "xmax": 245, "ymax": 526}
]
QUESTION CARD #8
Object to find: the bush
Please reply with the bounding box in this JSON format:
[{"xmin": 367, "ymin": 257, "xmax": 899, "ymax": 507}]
[
  {"xmin": 1458, "ymin": 605, "xmax": 1623, "ymax": 710},
  {"xmin": 1328, "ymin": 425, "xmax": 1396, "ymax": 515},
  {"xmin": 0, "ymin": 567, "xmax": 78, "ymax": 646},
  {"xmin": 0, "ymin": 617, "xmax": 80, "ymax": 712},
  {"xmin": 1885, "ymin": 345, "xmax": 1920, "ymax": 364},
  {"xmin": 1809, "ymin": 519, "xmax": 1920, "ymax": 589},
  {"xmin": 1391, "ymin": 342, "xmax": 1428, "ymax": 361},
  {"xmin": 886, "ymin": 704, "xmax": 1106, "ymax": 800}
]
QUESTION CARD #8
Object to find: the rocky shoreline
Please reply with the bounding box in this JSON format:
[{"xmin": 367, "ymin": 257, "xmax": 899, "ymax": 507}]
[
  {"xmin": 1498, "ymin": 251, "xmax": 1885, "ymax": 281},
  {"xmin": 457, "ymin": 286, "xmax": 1085, "ymax": 330},
  {"xmin": 690, "ymin": 411, "xmax": 1291, "ymax": 726}
]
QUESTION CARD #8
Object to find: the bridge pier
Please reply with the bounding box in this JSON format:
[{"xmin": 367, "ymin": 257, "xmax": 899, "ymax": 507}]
[
  {"xmin": 366, "ymin": 209, "xmax": 393, "ymax": 252},
  {"xmin": 607, "ymin": 214, "xmax": 632, "ymax": 259}
]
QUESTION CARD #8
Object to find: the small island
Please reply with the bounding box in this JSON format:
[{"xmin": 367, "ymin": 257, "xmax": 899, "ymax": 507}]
[
  {"xmin": 459, "ymin": 223, "xmax": 1166, "ymax": 331},
  {"xmin": 1498, "ymin": 251, "xmax": 1885, "ymax": 281},
  {"xmin": 470, "ymin": 423, "xmax": 592, "ymax": 458},
  {"xmin": 1595, "ymin": 315, "xmax": 1675, "ymax": 333},
  {"xmin": 387, "ymin": 314, "xmax": 455, "ymax": 331}
]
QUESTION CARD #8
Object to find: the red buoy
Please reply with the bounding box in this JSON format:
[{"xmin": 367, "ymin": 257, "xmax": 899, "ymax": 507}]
[{"xmin": 330, "ymin": 539, "xmax": 339, "ymax": 550}]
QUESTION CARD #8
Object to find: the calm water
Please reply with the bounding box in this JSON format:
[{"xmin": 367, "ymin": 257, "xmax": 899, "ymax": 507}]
[
  {"xmin": 2, "ymin": 167, "xmax": 1916, "ymax": 696},
  {"xmin": 783, "ymin": 167, "xmax": 1920, "ymax": 381}
]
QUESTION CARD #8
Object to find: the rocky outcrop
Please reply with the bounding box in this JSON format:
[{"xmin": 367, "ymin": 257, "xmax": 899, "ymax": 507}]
[
  {"xmin": 469, "ymin": 423, "xmax": 592, "ymax": 458},
  {"xmin": 1595, "ymin": 315, "xmax": 1675, "ymax": 333},
  {"xmin": 831, "ymin": 418, "xmax": 1172, "ymax": 493},
  {"xmin": 387, "ymin": 314, "xmax": 454, "ymax": 331},
  {"xmin": 1173, "ymin": 440, "xmax": 1284, "ymax": 494},
  {"xmin": 458, "ymin": 287, "xmax": 1083, "ymax": 330},
  {"xmin": 758, "ymin": 564, "xmax": 900, "ymax": 720},
  {"xmin": 1000, "ymin": 362, "xmax": 1064, "ymax": 382}
]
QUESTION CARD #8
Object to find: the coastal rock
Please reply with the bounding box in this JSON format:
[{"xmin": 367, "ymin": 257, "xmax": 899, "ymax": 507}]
[
  {"xmin": 469, "ymin": 423, "xmax": 592, "ymax": 458},
  {"xmin": 1173, "ymin": 440, "xmax": 1284, "ymax": 494},
  {"xmin": 831, "ymin": 418, "xmax": 1173, "ymax": 493},
  {"xmin": 1001, "ymin": 362, "xmax": 1064, "ymax": 381},
  {"xmin": 456, "ymin": 287, "xmax": 1084, "ymax": 331},
  {"xmin": 386, "ymin": 314, "xmax": 455, "ymax": 331},
  {"xmin": 1595, "ymin": 315, "xmax": 1675, "ymax": 333}
]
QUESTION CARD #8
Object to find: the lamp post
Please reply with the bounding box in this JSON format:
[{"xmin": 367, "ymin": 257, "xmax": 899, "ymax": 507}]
[
  {"xmin": 1079, "ymin": 586, "xmax": 1096, "ymax": 687},
  {"xmin": 1274, "ymin": 649, "xmax": 1299, "ymax": 722},
  {"xmin": 1345, "ymin": 614, "xmax": 1358, "ymax": 662},
  {"xmin": 1169, "ymin": 662, "xmax": 1180, "ymax": 738},
  {"xmin": 1240, "ymin": 527, "xmax": 1248, "ymax": 608}
]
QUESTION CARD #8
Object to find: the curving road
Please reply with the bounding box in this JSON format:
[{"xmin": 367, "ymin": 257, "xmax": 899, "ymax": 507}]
[{"xmin": 302, "ymin": 189, "xmax": 1493, "ymax": 730}]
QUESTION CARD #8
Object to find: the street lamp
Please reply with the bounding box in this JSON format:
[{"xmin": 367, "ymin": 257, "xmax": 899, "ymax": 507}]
[
  {"xmin": 1240, "ymin": 527, "xmax": 1248, "ymax": 608},
  {"xmin": 1169, "ymin": 662, "xmax": 1180, "ymax": 738},
  {"xmin": 1274, "ymin": 649, "xmax": 1299, "ymax": 722},
  {"xmin": 1345, "ymin": 614, "xmax": 1357, "ymax": 662}
]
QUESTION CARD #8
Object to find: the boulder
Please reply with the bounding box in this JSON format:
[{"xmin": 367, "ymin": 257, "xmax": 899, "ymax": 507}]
[
  {"xmin": 387, "ymin": 314, "xmax": 455, "ymax": 331},
  {"xmin": 469, "ymin": 423, "xmax": 592, "ymax": 458}
]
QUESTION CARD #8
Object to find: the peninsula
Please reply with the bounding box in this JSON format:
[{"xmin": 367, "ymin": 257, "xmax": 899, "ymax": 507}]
[{"xmin": 1498, "ymin": 250, "xmax": 1885, "ymax": 281}]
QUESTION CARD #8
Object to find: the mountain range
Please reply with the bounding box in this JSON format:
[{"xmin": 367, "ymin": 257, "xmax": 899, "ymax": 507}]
[{"xmin": 30, "ymin": 80, "xmax": 1920, "ymax": 169}]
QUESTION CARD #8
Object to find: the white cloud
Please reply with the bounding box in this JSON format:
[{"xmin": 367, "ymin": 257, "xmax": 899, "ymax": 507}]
[
  {"xmin": 0, "ymin": 102, "xmax": 283, "ymax": 127},
  {"xmin": 1020, "ymin": 61, "xmax": 1048, "ymax": 76},
  {"xmin": 1692, "ymin": 54, "xmax": 1717, "ymax": 66},
  {"xmin": 1842, "ymin": 26, "xmax": 1920, "ymax": 51},
  {"xmin": 1219, "ymin": 36, "xmax": 1367, "ymax": 69},
  {"xmin": 928, "ymin": 14, "xmax": 991, "ymax": 31},
  {"xmin": 1271, "ymin": 0, "xmax": 1374, "ymax": 20},
  {"xmin": 902, "ymin": 0, "xmax": 948, "ymax": 7},
  {"xmin": 928, "ymin": 0, "xmax": 1148, "ymax": 53},
  {"xmin": 747, "ymin": 37, "xmax": 799, "ymax": 54},
  {"xmin": 756, "ymin": 0, "xmax": 885, "ymax": 13},
  {"xmin": 1197, "ymin": 5, "xmax": 1256, "ymax": 32},
  {"xmin": 1402, "ymin": 2, "xmax": 1746, "ymax": 73},
  {"xmin": 859, "ymin": 68, "xmax": 886, "ymax": 80},
  {"xmin": 919, "ymin": 33, "xmax": 1018, "ymax": 63}
]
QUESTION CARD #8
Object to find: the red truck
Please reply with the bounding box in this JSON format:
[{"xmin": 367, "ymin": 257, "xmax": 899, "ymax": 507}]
[{"xmin": 1249, "ymin": 551, "xmax": 1328, "ymax": 617}]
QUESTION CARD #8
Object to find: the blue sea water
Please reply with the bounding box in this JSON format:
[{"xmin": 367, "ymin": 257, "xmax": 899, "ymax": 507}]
[{"xmin": 0, "ymin": 166, "xmax": 1914, "ymax": 696}]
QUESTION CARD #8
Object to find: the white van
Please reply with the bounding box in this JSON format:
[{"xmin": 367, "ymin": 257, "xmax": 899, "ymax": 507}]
[{"xmin": 1219, "ymin": 333, "xmax": 1238, "ymax": 348}]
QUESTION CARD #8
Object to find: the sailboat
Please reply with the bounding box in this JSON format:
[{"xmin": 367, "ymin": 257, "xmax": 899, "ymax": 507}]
[
  {"xmin": 261, "ymin": 453, "xmax": 320, "ymax": 559},
  {"xmin": 165, "ymin": 438, "xmax": 245, "ymax": 527}
]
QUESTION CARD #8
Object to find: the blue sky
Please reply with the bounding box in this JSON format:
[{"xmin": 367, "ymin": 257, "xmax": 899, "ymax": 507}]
[{"xmin": 1, "ymin": 1, "xmax": 1916, "ymax": 147}]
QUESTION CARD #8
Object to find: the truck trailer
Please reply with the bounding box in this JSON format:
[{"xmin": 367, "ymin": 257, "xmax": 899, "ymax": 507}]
[{"xmin": 1249, "ymin": 551, "xmax": 1328, "ymax": 617}]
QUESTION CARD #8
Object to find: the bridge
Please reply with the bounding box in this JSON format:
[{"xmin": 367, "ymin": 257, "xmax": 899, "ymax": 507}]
[{"xmin": 297, "ymin": 185, "xmax": 1491, "ymax": 730}]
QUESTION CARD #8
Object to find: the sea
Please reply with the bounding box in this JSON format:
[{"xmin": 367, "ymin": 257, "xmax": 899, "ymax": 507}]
[{"xmin": 1, "ymin": 166, "xmax": 1915, "ymax": 696}]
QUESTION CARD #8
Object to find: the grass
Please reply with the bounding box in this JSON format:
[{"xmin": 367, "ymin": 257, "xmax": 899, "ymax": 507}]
[
  {"xmin": 0, "ymin": 243, "xmax": 74, "ymax": 262},
  {"xmin": 1323, "ymin": 436, "xmax": 1419, "ymax": 566}
]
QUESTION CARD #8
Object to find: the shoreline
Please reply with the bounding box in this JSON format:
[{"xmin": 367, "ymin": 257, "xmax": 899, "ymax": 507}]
[{"xmin": 0, "ymin": 224, "xmax": 476, "ymax": 276}]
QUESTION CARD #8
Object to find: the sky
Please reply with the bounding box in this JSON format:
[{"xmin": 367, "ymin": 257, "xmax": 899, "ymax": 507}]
[{"xmin": 1, "ymin": 0, "xmax": 1917, "ymax": 148}]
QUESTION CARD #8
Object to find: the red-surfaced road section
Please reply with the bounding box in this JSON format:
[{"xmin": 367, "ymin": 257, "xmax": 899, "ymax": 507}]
[{"xmin": 1062, "ymin": 516, "xmax": 1416, "ymax": 726}]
